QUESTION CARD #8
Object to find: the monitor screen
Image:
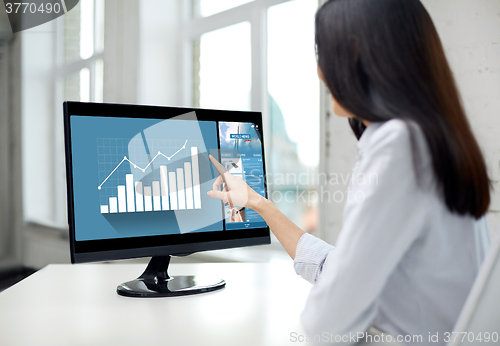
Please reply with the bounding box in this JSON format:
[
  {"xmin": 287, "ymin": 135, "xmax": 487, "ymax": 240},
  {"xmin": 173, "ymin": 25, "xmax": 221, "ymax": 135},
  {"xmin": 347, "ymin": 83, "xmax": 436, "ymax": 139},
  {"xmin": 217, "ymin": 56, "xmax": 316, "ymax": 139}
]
[{"xmin": 64, "ymin": 102, "xmax": 270, "ymax": 263}]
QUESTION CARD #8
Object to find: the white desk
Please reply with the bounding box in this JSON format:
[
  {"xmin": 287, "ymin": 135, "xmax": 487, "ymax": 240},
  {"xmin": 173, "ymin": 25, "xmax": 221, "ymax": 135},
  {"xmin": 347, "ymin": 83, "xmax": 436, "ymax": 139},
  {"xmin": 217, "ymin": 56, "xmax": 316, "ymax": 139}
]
[{"xmin": 0, "ymin": 262, "xmax": 398, "ymax": 346}]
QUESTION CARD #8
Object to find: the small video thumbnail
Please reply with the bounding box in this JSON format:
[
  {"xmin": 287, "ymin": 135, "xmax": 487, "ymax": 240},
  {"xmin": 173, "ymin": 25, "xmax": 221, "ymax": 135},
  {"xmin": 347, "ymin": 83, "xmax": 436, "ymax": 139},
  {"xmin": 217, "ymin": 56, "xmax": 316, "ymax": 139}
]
[{"xmin": 221, "ymin": 157, "xmax": 243, "ymax": 174}]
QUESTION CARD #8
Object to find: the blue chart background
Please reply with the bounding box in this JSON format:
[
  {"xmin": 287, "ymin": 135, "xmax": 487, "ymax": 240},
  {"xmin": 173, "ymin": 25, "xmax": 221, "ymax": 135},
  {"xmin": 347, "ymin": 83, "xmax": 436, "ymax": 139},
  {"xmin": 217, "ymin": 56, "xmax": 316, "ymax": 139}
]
[{"xmin": 70, "ymin": 115, "xmax": 224, "ymax": 241}]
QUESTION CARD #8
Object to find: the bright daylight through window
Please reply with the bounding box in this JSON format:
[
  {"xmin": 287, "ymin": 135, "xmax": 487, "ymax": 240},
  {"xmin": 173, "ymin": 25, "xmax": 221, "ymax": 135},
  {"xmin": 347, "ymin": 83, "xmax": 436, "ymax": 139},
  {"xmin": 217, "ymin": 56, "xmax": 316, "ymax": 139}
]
[{"xmin": 191, "ymin": 0, "xmax": 320, "ymax": 235}]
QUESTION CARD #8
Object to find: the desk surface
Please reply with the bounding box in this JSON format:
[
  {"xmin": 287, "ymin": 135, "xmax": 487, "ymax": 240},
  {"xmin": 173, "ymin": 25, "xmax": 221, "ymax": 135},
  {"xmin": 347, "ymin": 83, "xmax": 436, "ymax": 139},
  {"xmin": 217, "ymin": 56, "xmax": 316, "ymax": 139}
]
[
  {"xmin": 0, "ymin": 262, "xmax": 399, "ymax": 346},
  {"xmin": 0, "ymin": 262, "xmax": 312, "ymax": 346}
]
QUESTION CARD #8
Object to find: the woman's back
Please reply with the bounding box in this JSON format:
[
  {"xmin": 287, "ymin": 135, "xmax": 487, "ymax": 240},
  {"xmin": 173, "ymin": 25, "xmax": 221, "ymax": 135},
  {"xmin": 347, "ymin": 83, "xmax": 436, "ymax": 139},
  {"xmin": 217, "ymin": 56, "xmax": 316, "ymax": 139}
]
[{"xmin": 295, "ymin": 119, "xmax": 490, "ymax": 345}]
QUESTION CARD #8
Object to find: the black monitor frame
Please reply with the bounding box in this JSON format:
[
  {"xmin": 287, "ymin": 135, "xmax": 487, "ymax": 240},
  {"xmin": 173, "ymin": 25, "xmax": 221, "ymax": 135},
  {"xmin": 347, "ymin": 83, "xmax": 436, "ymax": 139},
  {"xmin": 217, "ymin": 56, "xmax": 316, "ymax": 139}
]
[{"xmin": 64, "ymin": 101, "xmax": 270, "ymax": 264}]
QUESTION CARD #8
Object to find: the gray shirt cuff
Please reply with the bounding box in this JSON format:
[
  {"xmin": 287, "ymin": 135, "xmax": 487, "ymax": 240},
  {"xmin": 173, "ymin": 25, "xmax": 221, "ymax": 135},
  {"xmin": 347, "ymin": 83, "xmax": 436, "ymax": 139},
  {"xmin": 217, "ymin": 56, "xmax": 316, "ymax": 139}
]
[{"xmin": 293, "ymin": 233, "xmax": 335, "ymax": 284}]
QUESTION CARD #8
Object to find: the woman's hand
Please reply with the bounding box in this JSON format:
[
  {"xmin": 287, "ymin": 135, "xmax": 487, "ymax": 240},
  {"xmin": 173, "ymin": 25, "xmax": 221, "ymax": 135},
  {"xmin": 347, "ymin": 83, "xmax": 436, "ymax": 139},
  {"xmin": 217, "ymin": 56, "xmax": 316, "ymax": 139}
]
[
  {"xmin": 207, "ymin": 154, "xmax": 305, "ymax": 259},
  {"xmin": 207, "ymin": 155, "xmax": 263, "ymax": 209}
]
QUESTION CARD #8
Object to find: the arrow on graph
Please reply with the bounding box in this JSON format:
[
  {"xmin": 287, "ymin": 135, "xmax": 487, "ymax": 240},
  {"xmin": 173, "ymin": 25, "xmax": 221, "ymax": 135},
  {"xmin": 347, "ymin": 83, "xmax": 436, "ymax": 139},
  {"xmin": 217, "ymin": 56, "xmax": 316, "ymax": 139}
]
[{"xmin": 97, "ymin": 140, "xmax": 188, "ymax": 190}]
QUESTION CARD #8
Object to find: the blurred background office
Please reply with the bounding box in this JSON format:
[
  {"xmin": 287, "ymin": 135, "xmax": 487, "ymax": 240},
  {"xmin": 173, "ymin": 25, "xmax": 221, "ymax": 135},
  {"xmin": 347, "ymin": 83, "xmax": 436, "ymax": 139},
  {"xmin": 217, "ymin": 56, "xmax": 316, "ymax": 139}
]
[{"xmin": 0, "ymin": 0, "xmax": 499, "ymax": 280}]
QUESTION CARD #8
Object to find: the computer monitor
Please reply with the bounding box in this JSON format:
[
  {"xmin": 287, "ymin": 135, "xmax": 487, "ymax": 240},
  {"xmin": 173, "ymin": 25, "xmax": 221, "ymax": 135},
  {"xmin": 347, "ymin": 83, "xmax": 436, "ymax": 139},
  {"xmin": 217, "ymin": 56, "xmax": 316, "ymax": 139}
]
[{"xmin": 63, "ymin": 101, "xmax": 270, "ymax": 297}]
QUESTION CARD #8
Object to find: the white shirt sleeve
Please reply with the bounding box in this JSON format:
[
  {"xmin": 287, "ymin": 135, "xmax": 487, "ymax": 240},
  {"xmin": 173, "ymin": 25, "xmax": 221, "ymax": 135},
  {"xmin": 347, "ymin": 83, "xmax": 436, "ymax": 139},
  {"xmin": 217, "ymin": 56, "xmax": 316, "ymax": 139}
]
[
  {"xmin": 298, "ymin": 120, "xmax": 431, "ymax": 344},
  {"xmin": 294, "ymin": 232, "xmax": 335, "ymax": 284}
]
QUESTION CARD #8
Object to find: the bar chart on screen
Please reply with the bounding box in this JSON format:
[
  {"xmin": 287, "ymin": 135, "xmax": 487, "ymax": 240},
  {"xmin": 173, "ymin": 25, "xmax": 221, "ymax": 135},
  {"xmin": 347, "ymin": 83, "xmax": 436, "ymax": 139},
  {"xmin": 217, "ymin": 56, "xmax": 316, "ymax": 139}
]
[{"xmin": 96, "ymin": 137, "xmax": 204, "ymax": 214}]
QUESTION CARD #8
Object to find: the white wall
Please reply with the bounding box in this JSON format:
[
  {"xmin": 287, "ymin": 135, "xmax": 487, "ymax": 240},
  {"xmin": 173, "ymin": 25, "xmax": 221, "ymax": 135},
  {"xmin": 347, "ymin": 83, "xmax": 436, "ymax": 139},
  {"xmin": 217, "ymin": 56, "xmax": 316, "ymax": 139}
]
[
  {"xmin": 0, "ymin": 33, "xmax": 23, "ymax": 270},
  {"xmin": 321, "ymin": 0, "xmax": 500, "ymax": 244},
  {"xmin": 423, "ymin": 0, "xmax": 500, "ymax": 234}
]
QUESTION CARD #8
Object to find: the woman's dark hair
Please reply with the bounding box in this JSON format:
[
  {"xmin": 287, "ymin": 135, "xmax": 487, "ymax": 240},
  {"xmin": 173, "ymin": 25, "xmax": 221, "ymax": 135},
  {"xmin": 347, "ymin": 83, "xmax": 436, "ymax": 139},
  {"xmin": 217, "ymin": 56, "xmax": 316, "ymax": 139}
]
[{"xmin": 315, "ymin": 0, "xmax": 490, "ymax": 219}]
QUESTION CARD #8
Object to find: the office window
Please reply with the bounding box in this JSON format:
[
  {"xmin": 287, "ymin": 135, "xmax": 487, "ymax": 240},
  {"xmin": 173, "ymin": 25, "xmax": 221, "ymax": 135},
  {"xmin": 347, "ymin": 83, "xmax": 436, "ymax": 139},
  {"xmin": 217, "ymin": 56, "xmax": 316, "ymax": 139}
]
[
  {"xmin": 61, "ymin": 0, "xmax": 105, "ymax": 103},
  {"xmin": 53, "ymin": 0, "xmax": 105, "ymax": 227},
  {"xmin": 194, "ymin": 21, "xmax": 251, "ymax": 110},
  {"xmin": 267, "ymin": 0, "xmax": 319, "ymax": 232},
  {"xmin": 187, "ymin": 0, "xmax": 320, "ymax": 234},
  {"xmin": 21, "ymin": 0, "xmax": 106, "ymax": 228}
]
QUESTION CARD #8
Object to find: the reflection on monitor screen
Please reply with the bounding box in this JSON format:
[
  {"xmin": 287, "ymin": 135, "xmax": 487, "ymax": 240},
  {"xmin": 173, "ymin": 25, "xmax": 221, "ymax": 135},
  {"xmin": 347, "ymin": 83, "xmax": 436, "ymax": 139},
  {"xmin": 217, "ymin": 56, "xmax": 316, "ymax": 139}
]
[{"xmin": 64, "ymin": 102, "xmax": 270, "ymax": 297}]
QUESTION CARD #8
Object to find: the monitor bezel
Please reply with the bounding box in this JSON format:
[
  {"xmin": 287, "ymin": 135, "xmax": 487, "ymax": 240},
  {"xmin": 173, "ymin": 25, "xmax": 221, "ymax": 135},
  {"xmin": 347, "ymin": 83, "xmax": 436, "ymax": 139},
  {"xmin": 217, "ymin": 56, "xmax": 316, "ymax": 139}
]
[{"xmin": 63, "ymin": 101, "xmax": 270, "ymax": 263}]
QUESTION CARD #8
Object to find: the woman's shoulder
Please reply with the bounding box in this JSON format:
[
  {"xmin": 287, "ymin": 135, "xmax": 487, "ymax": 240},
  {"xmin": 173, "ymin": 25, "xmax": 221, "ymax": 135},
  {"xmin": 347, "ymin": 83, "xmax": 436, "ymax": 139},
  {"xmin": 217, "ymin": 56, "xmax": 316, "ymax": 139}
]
[
  {"xmin": 358, "ymin": 119, "xmax": 432, "ymax": 170},
  {"xmin": 369, "ymin": 118, "xmax": 414, "ymax": 147},
  {"xmin": 363, "ymin": 119, "xmax": 429, "ymax": 163}
]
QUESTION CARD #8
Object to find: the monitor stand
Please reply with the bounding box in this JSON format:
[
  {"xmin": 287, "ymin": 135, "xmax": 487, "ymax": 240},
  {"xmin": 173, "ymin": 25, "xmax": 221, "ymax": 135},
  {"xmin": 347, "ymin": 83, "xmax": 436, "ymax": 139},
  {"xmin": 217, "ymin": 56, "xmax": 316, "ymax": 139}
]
[{"xmin": 116, "ymin": 255, "xmax": 226, "ymax": 298}]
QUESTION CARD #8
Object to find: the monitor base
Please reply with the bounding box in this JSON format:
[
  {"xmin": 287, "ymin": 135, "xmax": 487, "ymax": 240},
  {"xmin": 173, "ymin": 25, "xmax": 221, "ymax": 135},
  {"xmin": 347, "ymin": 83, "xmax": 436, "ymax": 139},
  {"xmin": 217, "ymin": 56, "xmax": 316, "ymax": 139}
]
[{"xmin": 116, "ymin": 255, "xmax": 225, "ymax": 298}]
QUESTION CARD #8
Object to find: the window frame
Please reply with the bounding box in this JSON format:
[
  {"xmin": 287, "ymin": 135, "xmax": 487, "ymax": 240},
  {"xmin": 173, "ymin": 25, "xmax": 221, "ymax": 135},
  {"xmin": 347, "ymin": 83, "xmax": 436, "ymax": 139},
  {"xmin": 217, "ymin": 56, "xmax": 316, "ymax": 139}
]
[
  {"xmin": 51, "ymin": 0, "xmax": 105, "ymax": 228},
  {"xmin": 181, "ymin": 0, "xmax": 325, "ymax": 241},
  {"xmin": 180, "ymin": 0, "xmax": 294, "ymax": 161},
  {"xmin": 181, "ymin": 0, "xmax": 323, "ymax": 171}
]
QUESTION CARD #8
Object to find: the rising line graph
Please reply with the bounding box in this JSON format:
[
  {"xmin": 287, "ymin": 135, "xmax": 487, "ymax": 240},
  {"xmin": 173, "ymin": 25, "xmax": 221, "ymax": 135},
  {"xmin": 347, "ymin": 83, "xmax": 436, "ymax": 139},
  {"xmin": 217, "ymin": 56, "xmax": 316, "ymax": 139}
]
[{"xmin": 97, "ymin": 140, "xmax": 188, "ymax": 190}]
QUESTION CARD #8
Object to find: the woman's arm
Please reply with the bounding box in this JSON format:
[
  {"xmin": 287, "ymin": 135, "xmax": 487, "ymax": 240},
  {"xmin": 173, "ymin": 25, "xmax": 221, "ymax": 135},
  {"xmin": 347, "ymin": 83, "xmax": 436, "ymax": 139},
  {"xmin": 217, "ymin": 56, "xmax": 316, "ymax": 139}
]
[
  {"xmin": 207, "ymin": 155, "xmax": 305, "ymax": 259},
  {"xmin": 252, "ymin": 197, "xmax": 305, "ymax": 259},
  {"xmin": 210, "ymin": 120, "xmax": 430, "ymax": 343}
]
